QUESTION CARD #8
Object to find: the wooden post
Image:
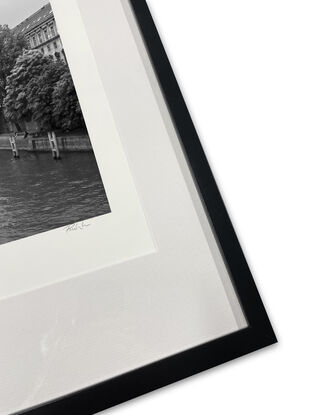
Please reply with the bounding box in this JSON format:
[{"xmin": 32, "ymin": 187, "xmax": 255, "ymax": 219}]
[
  {"xmin": 48, "ymin": 131, "xmax": 60, "ymax": 159},
  {"xmin": 9, "ymin": 133, "xmax": 19, "ymax": 158}
]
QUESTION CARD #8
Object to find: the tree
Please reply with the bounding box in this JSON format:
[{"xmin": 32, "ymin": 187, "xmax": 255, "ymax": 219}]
[
  {"xmin": 52, "ymin": 70, "xmax": 85, "ymax": 131},
  {"xmin": 4, "ymin": 49, "xmax": 84, "ymax": 132},
  {"xmin": 0, "ymin": 25, "xmax": 27, "ymax": 131},
  {"xmin": 3, "ymin": 50, "xmax": 66, "ymax": 130},
  {"xmin": 0, "ymin": 25, "xmax": 27, "ymax": 106}
]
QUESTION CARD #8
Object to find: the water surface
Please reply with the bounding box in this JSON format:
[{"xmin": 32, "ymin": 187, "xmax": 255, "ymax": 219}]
[{"xmin": 0, "ymin": 151, "xmax": 110, "ymax": 246}]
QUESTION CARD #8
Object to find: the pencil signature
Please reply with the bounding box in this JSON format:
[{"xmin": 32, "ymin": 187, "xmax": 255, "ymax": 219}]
[{"xmin": 64, "ymin": 221, "xmax": 91, "ymax": 233}]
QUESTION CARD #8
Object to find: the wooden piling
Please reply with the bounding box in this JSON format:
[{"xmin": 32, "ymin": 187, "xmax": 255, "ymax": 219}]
[
  {"xmin": 48, "ymin": 131, "xmax": 60, "ymax": 159},
  {"xmin": 9, "ymin": 134, "xmax": 19, "ymax": 158}
]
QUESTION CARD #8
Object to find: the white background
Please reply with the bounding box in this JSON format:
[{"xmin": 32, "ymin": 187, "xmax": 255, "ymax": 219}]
[{"xmin": 102, "ymin": 0, "xmax": 311, "ymax": 414}]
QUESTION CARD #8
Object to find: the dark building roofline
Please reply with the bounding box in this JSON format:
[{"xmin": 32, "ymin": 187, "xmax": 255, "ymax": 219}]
[{"xmin": 14, "ymin": 3, "xmax": 53, "ymax": 36}]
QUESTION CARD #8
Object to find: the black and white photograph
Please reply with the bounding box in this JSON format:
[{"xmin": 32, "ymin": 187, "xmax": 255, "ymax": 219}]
[{"xmin": 0, "ymin": 0, "xmax": 110, "ymax": 246}]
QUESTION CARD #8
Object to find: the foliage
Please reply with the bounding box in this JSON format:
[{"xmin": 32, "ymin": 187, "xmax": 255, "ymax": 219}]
[
  {"xmin": 3, "ymin": 49, "xmax": 84, "ymax": 131},
  {"xmin": 52, "ymin": 71, "xmax": 85, "ymax": 131},
  {"xmin": 0, "ymin": 25, "xmax": 27, "ymax": 106},
  {"xmin": 4, "ymin": 50, "xmax": 61, "ymax": 129}
]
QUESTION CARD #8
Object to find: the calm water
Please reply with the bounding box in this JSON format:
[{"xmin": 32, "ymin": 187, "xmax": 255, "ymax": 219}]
[{"xmin": 0, "ymin": 151, "xmax": 110, "ymax": 245}]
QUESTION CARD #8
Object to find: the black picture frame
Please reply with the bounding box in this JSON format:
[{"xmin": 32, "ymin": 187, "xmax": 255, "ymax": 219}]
[{"xmin": 22, "ymin": 1, "xmax": 277, "ymax": 413}]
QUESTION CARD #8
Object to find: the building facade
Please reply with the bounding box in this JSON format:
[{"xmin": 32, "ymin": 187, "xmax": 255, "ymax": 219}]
[{"xmin": 14, "ymin": 3, "xmax": 66, "ymax": 62}]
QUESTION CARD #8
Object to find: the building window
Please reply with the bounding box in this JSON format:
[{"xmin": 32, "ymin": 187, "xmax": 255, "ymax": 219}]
[
  {"xmin": 50, "ymin": 23, "xmax": 56, "ymax": 37},
  {"xmin": 53, "ymin": 41, "xmax": 58, "ymax": 50},
  {"xmin": 44, "ymin": 28, "xmax": 49, "ymax": 41},
  {"xmin": 38, "ymin": 31, "xmax": 43, "ymax": 44},
  {"xmin": 47, "ymin": 44, "xmax": 51, "ymax": 52},
  {"xmin": 32, "ymin": 35, "xmax": 37, "ymax": 47},
  {"xmin": 41, "ymin": 48, "xmax": 44, "ymax": 54}
]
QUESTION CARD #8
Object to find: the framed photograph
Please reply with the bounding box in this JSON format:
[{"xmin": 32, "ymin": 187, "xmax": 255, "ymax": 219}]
[{"xmin": 0, "ymin": 0, "xmax": 276, "ymax": 414}]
